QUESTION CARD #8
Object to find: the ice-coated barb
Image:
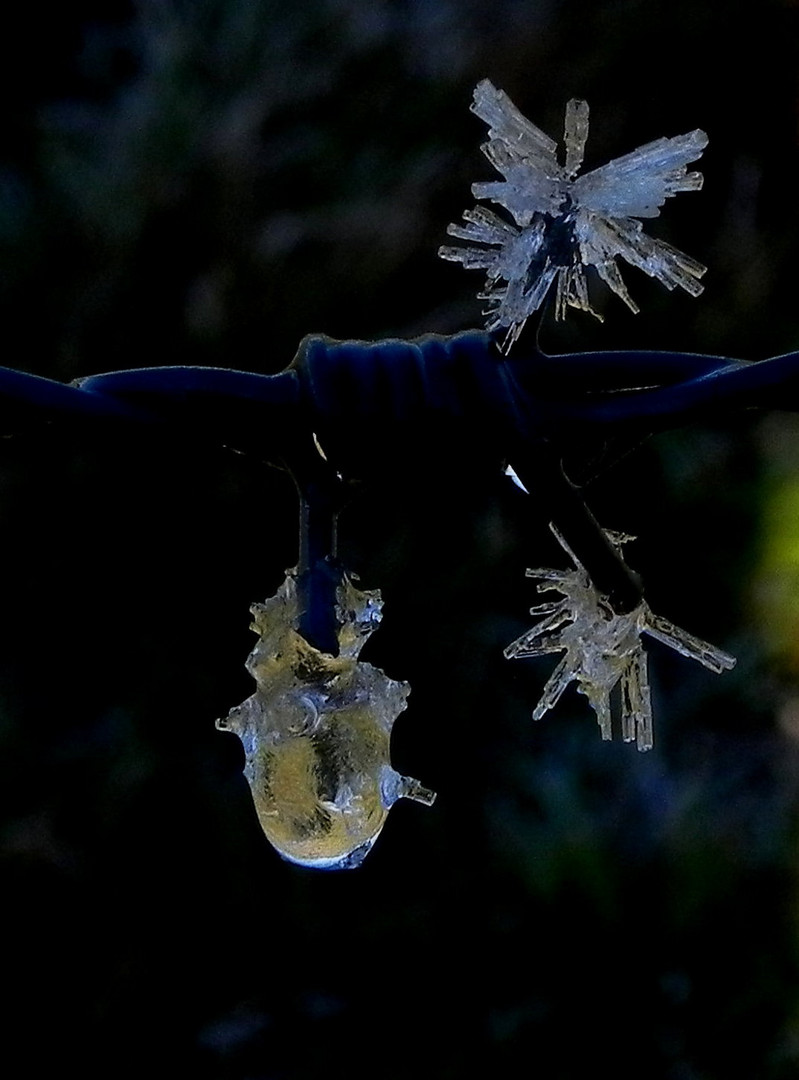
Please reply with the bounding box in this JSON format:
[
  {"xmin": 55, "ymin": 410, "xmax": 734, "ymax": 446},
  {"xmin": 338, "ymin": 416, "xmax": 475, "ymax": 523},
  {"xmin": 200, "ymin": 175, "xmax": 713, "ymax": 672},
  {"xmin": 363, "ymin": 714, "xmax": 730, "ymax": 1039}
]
[
  {"xmin": 217, "ymin": 569, "xmax": 435, "ymax": 869},
  {"xmin": 504, "ymin": 525, "xmax": 735, "ymax": 750},
  {"xmin": 439, "ymin": 79, "xmax": 708, "ymax": 348}
]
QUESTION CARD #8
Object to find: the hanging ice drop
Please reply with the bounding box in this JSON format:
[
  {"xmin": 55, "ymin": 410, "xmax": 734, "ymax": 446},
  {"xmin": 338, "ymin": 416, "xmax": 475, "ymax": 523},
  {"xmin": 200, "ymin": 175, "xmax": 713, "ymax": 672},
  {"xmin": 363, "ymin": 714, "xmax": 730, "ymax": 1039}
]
[{"xmin": 217, "ymin": 570, "xmax": 435, "ymax": 869}]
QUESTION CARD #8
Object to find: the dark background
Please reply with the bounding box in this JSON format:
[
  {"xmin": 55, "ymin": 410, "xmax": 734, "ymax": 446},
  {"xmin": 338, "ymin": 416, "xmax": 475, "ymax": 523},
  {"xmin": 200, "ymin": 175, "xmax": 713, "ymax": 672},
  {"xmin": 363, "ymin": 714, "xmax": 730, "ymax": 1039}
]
[{"xmin": 3, "ymin": 2, "xmax": 799, "ymax": 1077}]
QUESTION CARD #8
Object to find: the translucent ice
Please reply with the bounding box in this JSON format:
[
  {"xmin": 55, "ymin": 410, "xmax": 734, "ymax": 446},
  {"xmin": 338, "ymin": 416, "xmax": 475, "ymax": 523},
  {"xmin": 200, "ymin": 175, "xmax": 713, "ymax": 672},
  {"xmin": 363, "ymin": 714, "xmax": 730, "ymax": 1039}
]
[
  {"xmin": 440, "ymin": 80, "xmax": 708, "ymax": 347},
  {"xmin": 217, "ymin": 571, "xmax": 435, "ymax": 869},
  {"xmin": 504, "ymin": 526, "xmax": 735, "ymax": 750}
]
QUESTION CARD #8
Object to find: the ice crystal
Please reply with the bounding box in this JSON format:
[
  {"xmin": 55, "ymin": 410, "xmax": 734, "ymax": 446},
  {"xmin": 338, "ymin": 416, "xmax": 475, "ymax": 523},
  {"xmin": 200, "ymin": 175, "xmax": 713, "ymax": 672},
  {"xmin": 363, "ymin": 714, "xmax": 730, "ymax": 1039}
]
[
  {"xmin": 217, "ymin": 570, "xmax": 435, "ymax": 869},
  {"xmin": 440, "ymin": 80, "xmax": 708, "ymax": 348},
  {"xmin": 504, "ymin": 527, "xmax": 735, "ymax": 750}
]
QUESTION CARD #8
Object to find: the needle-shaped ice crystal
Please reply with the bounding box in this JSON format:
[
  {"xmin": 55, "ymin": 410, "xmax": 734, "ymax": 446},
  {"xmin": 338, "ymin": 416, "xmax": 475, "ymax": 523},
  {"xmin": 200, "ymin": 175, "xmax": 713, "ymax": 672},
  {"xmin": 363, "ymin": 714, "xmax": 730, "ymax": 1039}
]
[
  {"xmin": 217, "ymin": 570, "xmax": 435, "ymax": 869},
  {"xmin": 439, "ymin": 80, "xmax": 708, "ymax": 348},
  {"xmin": 504, "ymin": 527, "xmax": 735, "ymax": 750}
]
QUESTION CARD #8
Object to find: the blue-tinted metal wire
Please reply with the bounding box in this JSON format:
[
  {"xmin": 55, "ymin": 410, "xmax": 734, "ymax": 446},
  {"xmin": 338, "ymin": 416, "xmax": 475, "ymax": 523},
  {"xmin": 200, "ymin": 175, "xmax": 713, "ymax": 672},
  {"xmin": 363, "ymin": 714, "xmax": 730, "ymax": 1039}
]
[
  {"xmin": 0, "ymin": 337, "xmax": 787, "ymax": 444},
  {"xmin": 0, "ymin": 331, "xmax": 797, "ymax": 635}
]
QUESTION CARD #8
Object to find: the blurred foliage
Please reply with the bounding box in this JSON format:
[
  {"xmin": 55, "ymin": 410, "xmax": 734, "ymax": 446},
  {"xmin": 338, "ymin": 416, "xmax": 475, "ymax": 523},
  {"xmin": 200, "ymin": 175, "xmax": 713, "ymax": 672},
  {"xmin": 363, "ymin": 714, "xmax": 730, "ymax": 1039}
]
[{"xmin": 4, "ymin": 2, "xmax": 799, "ymax": 1078}]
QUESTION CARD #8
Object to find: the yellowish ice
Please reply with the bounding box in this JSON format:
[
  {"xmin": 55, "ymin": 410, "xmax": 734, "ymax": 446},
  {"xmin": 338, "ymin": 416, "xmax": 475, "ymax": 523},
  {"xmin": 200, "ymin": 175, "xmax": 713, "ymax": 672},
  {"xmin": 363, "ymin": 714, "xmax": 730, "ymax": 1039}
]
[{"xmin": 217, "ymin": 572, "xmax": 435, "ymax": 869}]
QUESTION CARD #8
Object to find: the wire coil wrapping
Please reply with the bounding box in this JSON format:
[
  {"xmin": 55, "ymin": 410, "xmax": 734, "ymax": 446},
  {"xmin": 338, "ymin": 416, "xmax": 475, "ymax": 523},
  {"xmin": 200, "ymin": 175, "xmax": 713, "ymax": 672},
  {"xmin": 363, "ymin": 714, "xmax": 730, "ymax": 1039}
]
[{"xmin": 0, "ymin": 330, "xmax": 797, "ymax": 641}]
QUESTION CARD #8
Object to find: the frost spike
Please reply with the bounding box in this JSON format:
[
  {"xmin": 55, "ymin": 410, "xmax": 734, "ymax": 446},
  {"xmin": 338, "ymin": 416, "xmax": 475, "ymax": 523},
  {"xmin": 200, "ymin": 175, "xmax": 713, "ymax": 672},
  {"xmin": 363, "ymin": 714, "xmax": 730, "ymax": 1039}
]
[
  {"xmin": 532, "ymin": 654, "xmax": 572, "ymax": 721},
  {"xmin": 644, "ymin": 612, "xmax": 736, "ymax": 673},
  {"xmin": 471, "ymin": 79, "xmax": 561, "ymax": 166},
  {"xmin": 564, "ymin": 98, "xmax": 590, "ymax": 178}
]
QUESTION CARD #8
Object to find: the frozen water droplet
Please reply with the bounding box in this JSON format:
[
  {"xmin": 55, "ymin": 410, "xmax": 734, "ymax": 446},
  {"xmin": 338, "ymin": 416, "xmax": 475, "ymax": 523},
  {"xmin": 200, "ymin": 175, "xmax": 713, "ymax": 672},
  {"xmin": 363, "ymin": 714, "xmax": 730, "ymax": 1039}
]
[{"xmin": 218, "ymin": 571, "xmax": 435, "ymax": 869}]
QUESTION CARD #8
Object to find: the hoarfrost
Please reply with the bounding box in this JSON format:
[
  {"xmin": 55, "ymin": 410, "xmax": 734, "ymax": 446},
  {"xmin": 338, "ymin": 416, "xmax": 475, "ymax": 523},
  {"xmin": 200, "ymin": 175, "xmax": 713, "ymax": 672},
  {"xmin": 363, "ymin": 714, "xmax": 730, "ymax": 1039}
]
[
  {"xmin": 440, "ymin": 80, "xmax": 708, "ymax": 348},
  {"xmin": 504, "ymin": 526, "xmax": 735, "ymax": 750}
]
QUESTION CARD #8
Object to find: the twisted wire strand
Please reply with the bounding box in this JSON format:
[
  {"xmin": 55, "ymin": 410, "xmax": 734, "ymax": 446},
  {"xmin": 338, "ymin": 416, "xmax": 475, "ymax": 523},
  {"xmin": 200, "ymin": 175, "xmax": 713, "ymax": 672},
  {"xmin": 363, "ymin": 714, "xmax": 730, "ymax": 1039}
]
[
  {"xmin": 0, "ymin": 336, "xmax": 783, "ymax": 448},
  {"xmin": 0, "ymin": 332, "xmax": 795, "ymax": 637}
]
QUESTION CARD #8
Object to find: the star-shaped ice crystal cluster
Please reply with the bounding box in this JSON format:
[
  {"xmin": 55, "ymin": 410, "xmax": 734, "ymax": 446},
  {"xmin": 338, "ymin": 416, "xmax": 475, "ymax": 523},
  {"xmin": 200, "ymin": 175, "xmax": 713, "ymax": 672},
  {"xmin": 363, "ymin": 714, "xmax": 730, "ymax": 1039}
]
[
  {"xmin": 504, "ymin": 527, "xmax": 735, "ymax": 750},
  {"xmin": 440, "ymin": 80, "xmax": 708, "ymax": 348}
]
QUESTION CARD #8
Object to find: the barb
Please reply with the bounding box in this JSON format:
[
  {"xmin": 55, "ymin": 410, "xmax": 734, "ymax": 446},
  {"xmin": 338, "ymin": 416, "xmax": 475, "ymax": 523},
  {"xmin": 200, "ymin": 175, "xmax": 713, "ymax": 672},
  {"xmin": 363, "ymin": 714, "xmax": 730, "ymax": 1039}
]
[{"xmin": 505, "ymin": 525, "xmax": 735, "ymax": 750}]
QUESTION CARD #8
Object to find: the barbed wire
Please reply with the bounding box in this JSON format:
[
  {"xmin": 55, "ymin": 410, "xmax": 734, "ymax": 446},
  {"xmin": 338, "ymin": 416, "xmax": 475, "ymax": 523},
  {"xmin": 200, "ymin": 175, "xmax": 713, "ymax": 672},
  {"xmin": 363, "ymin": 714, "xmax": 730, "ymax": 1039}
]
[{"xmin": 0, "ymin": 327, "xmax": 795, "ymax": 648}]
